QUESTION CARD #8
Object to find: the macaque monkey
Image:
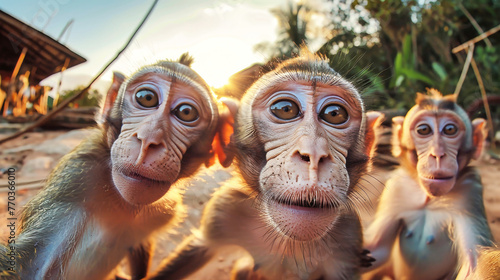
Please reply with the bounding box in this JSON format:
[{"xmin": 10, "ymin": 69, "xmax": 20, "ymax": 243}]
[
  {"xmin": 363, "ymin": 89, "xmax": 493, "ymax": 280},
  {"xmin": 469, "ymin": 247, "xmax": 500, "ymax": 280},
  {"xmin": 0, "ymin": 54, "xmax": 233, "ymax": 280},
  {"xmin": 149, "ymin": 50, "xmax": 382, "ymax": 280}
]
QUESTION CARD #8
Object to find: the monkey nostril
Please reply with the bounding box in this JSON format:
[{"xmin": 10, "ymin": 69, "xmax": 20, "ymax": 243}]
[{"xmin": 300, "ymin": 154, "xmax": 310, "ymax": 162}]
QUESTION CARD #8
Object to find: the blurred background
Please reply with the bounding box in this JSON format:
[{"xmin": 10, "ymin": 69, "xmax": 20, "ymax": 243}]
[{"xmin": 0, "ymin": 0, "xmax": 499, "ymax": 117}]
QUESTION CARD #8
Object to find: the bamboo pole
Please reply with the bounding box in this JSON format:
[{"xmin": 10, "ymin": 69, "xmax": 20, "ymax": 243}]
[
  {"xmin": 470, "ymin": 58, "xmax": 496, "ymax": 149},
  {"xmin": 453, "ymin": 43, "xmax": 474, "ymax": 96},
  {"xmin": 452, "ymin": 24, "xmax": 500, "ymax": 54}
]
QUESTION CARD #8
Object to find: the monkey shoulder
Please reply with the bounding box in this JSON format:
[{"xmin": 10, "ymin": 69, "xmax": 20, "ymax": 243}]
[
  {"xmin": 201, "ymin": 177, "xmax": 258, "ymax": 244},
  {"xmin": 379, "ymin": 168, "xmax": 424, "ymax": 212},
  {"xmin": 454, "ymin": 166, "xmax": 483, "ymax": 194}
]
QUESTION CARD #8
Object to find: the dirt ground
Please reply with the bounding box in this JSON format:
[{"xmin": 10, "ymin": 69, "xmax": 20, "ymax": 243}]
[{"xmin": 0, "ymin": 127, "xmax": 499, "ymax": 279}]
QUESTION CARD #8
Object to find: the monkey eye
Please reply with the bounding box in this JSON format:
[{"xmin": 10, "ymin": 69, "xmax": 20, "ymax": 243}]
[
  {"xmin": 173, "ymin": 103, "xmax": 199, "ymax": 122},
  {"xmin": 319, "ymin": 104, "xmax": 348, "ymax": 125},
  {"xmin": 135, "ymin": 89, "xmax": 159, "ymax": 108},
  {"xmin": 416, "ymin": 124, "xmax": 432, "ymax": 135},
  {"xmin": 270, "ymin": 99, "xmax": 300, "ymax": 120},
  {"xmin": 443, "ymin": 124, "xmax": 458, "ymax": 136}
]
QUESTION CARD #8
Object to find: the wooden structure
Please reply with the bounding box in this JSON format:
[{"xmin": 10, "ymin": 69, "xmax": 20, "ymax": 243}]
[{"xmin": 0, "ymin": 10, "xmax": 86, "ymax": 84}]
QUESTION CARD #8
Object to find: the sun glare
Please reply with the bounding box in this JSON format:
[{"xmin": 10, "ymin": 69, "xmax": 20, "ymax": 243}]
[
  {"xmin": 197, "ymin": 67, "xmax": 231, "ymax": 89},
  {"xmin": 189, "ymin": 37, "xmax": 263, "ymax": 89}
]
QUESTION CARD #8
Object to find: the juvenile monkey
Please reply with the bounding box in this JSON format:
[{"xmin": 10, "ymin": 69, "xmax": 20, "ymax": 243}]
[
  {"xmin": 0, "ymin": 54, "xmax": 233, "ymax": 280},
  {"xmin": 149, "ymin": 50, "xmax": 382, "ymax": 280},
  {"xmin": 363, "ymin": 89, "xmax": 493, "ymax": 280},
  {"xmin": 469, "ymin": 247, "xmax": 500, "ymax": 280}
]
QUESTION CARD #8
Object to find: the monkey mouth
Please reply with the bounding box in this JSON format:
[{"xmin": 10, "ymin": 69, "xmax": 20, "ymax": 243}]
[
  {"xmin": 264, "ymin": 195, "xmax": 339, "ymax": 241},
  {"xmin": 418, "ymin": 173, "xmax": 456, "ymax": 197},
  {"xmin": 420, "ymin": 174, "xmax": 454, "ymax": 181},
  {"xmin": 270, "ymin": 195, "xmax": 338, "ymax": 209},
  {"xmin": 112, "ymin": 166, "xmax": 176, "ymax": 205},
  {"xmin": 120, "ymin": 169, "xmax": 169, "ymax": 185}
]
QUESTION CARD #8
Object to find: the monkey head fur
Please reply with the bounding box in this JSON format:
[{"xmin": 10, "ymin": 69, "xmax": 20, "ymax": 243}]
[
  {"xmin": 102, "ymin": 54, "xmax": 220, "ymax": 205},
  {"xmin": 392, "ymin": 89, "xmax": 487, "ymax": 197},
  {"xmin": 233, "ymin": 50, "xmax": 381, "ymax": 241}
]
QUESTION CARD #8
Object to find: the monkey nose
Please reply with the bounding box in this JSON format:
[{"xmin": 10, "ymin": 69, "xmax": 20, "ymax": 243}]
[
  {"xmin": 430, "ymin": 149, "xmax": 445, "ymax": 159},
  {"xmin": 297, "ymin": 151, "xmax": 329, "ymax": 167},
  {"xmin": 300, "ymin": 154, "xmax": 311, "ymax": 163}
]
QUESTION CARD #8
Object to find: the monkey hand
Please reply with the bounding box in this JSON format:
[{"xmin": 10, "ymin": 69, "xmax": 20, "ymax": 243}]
[{"xmin": 360, "ymin": 249, "xmax": 376, "ymax": 268}]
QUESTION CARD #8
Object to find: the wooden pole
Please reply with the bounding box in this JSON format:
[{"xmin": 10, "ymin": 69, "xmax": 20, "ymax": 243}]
[
  {"xmin": 470, "ymin": 58, "xmax": 496, "ymax": 149},
  {"xmin": 452, "ymin": 24, "xmax": 500, "ymax": 54},
  {"xmin": 11, "ymin": 47, "xmax": 28, "ymax": 80}
]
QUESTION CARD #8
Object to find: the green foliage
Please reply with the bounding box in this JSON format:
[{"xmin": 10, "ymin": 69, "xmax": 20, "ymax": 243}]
[
  {"xmin": 58, "ymin": 86, "xmax": 101, "ymax": 108},
  {"xmin": 356, "ymin": 0, "xmax": 500, "ymax": 109},
  {"xmin": 258, "ymin": 0, "xmax": 500, "ymax": 111},
  {"xmin": 254, "ymin": 2, "xmax": 311, "ymax": 58}
]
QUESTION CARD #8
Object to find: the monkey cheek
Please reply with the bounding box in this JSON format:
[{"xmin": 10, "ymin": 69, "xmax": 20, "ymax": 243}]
[{"xmin": 111, "ymin": 169, "xmax": 174, "ymax": 205}]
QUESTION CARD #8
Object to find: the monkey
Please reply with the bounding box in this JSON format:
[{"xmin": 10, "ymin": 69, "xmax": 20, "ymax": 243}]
[
  {"xmin": 362, "ymin": 89, "xmax": 494, "ymax": 280},
  {"xmin": 148, "ymin": 50, "xmax": 382, "ymax": 280},
  {"xmin": 469, "ymin": 246, "xmax": 500, "ymax": 280},
  {"xmin": 0, "ymin": 53, "xmax": 234, "ymax": 280}
]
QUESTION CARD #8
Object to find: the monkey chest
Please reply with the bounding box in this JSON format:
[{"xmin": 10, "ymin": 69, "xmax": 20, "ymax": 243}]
[{"xmin": 396, "ymin": 212, "xmax": 456, "ymax": 278}]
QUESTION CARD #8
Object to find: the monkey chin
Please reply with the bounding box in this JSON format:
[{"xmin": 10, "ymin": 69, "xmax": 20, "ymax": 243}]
[
  {"xmin": 418, "ymin": 175, "xmax": 456, "ymax": 197},
  {"xmin": 263, "ymin": 197, "xmax": 338, "ymax": 242},
  {"xmin": 112, "ymin": 169, "xmax": 174, "ymax": 205}
]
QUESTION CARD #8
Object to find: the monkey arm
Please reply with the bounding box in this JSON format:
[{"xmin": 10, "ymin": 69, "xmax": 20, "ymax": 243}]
[
  {"xmin": 362, "ymin": 176, "xmax": 404, "ymax": 272},
  {"xmin": 148, "ymin": 233, "xmax": 213, "ymax": 280},
  {"xmin": 453, "ymin": 169, "xmax": 494, "ymax": 280},
  {"xmin": 16, "ymin": 206, "xmax": 88, "ymax": 279},
  {"xmin": 0, "ymin": 244, "xmax": 19, "ymax": 279},
  {"xmin": 363, "ymin": 214, "xmax": 400, "ymax": 271}
]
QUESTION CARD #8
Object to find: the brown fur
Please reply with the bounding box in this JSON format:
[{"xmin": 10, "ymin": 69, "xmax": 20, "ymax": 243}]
[
  {"xmin": 149, "ymin": 51, "xmax": 381, "ymax": 280},
  {"xmin": 0, "ymin": 54, "xmax": 230, "ymax": 279}
]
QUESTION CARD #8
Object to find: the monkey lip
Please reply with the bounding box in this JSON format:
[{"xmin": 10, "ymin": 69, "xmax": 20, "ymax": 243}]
[
  {"xmin": 420, "ymin": 174, "xmax": 454, "ymax": 181},
  {"xmin": 112, "ymin": 168, "xmax": 175, "ymax": 205},
  {"xmin": 265, "ymin": 196, "xmax": 338, "ymax": 241},
  {"xmin": 120, "ymin": 170, "xmax": 169, "ymax": 186}
]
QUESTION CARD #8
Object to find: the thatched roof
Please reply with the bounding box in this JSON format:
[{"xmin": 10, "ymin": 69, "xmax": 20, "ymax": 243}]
[{"xmin": 0, "ymin": 10, "xmax": 86, "ymax": 84}]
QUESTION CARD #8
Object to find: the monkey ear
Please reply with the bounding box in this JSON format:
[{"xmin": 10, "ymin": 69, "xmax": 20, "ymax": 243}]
[
  {"xmin": 100, "ymin": 72, "xmax": 125, "ymax": 122},
  {"xmin": 391, "ymin": 116, "xmax": 405, "ymax": 157},
  {"xmin": 472, "ymin": 118, "xmax": 488, "ymax": 160},
  {"xmin": 364, "ymin": 111, "xmax": 384, "ymax": 158},
  {"xmin": 207, "ymin": 97, "xmax": 239, "ymax": 168}
]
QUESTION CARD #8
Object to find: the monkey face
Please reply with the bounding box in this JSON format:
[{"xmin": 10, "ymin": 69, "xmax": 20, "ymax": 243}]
[
  {"xmin": 251, "ymin": 81, "xmax": 364, "ymax": 241},
  {"xmin": 110, "ymin": 71, "xmax": 215, "ymax": 205},
  {"xmin": 409, "ymin": 110, "xmax": 466, "ymax": 197}
]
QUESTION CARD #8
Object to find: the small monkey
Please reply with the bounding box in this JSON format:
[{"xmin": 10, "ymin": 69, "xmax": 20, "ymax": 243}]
[
  {"xmin": 0, "ymin": 54, "xmax": 233, "ymax": 279},
  {"xmin": 149, "ymin": 50, "xmax": 382, "ymax": 280},
  {"xmin": 469, "ymin": 246, "xmax": 500, "ymax": 280},
  {"xmin": 363, "ymin": 90, "xmax": 493, "ymax": 280}
]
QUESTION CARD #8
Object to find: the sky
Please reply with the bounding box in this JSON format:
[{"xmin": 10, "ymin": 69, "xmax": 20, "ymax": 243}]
[{"xmin": 0, "ymin": 0, "xmax": 288, "ymax": 92}]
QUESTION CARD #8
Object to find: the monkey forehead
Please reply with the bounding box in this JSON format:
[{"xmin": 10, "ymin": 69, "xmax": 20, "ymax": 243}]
[
  {"xmin": 243, "ymin": 71, "xmax": 362, "ymax": 111},
  {"xmin": 404, "ymin": 104, "xmax": 471, "ymax": 130},
  {"xmin": 407, "ymin": 109, "xmax": 467, "ymax": 129},
  {"xmin": 122, "ymin": 63, "xmax": 218, "ymax": 118},
  {"xmin": 401, "ymin": 105, "xmax": 473, "ymax": 150}
]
